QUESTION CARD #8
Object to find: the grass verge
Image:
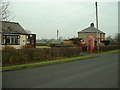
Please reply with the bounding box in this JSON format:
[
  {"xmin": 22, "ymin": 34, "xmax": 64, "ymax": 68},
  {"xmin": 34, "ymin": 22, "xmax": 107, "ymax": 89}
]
[
  {"xmin": 2, "ymin": 55, "xmax": 97, "ymax": 71},
  {"xmin": 98, "ymin": 49, "xmax": 120, "ymax": 54},
  {"xmin": 36, "ymin": 46, "xmax": 50, "ymax": 48}
]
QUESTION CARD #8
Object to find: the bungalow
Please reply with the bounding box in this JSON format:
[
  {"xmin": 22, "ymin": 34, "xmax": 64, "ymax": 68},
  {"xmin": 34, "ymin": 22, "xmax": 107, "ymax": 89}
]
[
  {"xmin": 0, "ymin": 21, "xmax": 36, "ymax": 49},
  {"xmin": 78, "ymin": 23, "xmax": 105, "ymax": 45}
]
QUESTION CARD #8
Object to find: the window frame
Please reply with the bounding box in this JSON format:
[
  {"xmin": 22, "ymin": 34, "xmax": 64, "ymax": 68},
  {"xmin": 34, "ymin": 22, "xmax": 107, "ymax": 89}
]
[{"xmin": 2, "ymin": 34, "xmax": 20, "ymax": 45}]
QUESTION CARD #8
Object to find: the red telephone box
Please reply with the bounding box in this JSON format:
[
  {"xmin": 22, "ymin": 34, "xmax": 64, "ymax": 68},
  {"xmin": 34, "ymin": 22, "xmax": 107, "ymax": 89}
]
[{"xmin": 87, "ymin": 36, "xmax": 95, "ymax": 53}]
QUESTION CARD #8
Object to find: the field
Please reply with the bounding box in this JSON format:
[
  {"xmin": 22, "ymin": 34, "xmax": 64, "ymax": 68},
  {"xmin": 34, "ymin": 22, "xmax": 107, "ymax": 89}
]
[{"xmin": 36, "ymin": 46, "xmax": 50, "ymax": 48}]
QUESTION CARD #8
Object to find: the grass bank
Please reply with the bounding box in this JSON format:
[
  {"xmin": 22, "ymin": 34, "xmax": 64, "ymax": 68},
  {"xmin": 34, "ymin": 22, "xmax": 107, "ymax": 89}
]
[
  {"xmin": 2, "ymin": 55, "xmax": 97, "ymax": 71},
  {"xmin": 97, "ymin": 49, "xmax": 120, "ymax": 54},
  {"xmin": 36, "ymin": 46, "xmax": 50, "ymax": 48}
]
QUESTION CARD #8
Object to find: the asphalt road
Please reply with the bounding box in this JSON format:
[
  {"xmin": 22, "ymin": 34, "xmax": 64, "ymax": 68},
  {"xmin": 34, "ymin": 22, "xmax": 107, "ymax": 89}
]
[{"xmin": 2, "ymin": 53, "xmax": 119, "ymax": 88}]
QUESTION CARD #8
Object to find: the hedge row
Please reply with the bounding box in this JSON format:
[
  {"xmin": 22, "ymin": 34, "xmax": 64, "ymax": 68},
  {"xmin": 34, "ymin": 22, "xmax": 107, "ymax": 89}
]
[
  {"xmin": 2, "ymin": 47, "xmax": 82, "ymax": 66},
  {"xmin": 2, "ymin": 45, "xmax": 120, "ymax": 66},
  {"xmin": 36, "ymin": 43, "xmax": 48, "ymax": 46},
  {"xmin": 36, "ymin": 42, "xmax": 61, "ymax": 46},
  {"xmin": 94, "ymin": 45, "xmax": 120, "ymax": 52}
]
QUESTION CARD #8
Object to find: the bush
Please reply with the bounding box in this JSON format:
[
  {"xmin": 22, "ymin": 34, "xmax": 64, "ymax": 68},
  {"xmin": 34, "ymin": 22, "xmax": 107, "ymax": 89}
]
[
  {"xmin": 22, "ymin": 44, "xmax": 34, "ymax": 48},
  {"xmin": 2, "ymin": 45, "xmax": 120, "ymax": 66},
  {"xmin": 2, "ymin": 46, "xmax": 16, "ymax": 50},
  {"xmin": 94, "ymin": 45, "xmax": 120, "ymax": 52},
  {"xmin": 99, "ymin": 45, "xmax": 120, "ymax": 52},
  {"xmin": 36, "ymin": 43, "xmax": 47, "ymax": 46},
  {"xmin": 101, "ymin": 40, "xmax": 110, "ymax": 45},
  {"xmin": 49, "ymin": 44, "xmax": 75, "ymax": 47},
  {"xmin": 2, "ymin": 47, "xmax": 82, "ymax": 66}
]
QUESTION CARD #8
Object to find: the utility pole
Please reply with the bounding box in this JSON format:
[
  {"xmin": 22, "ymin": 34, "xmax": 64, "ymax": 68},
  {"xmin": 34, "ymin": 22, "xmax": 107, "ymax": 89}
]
[
  {"xmin": 95, "ymin": 1, "xmax": 99, "ymax": 53},
  {"xmin": 57, "ymin": 30, "xmax": 59, "ymax": 40}
]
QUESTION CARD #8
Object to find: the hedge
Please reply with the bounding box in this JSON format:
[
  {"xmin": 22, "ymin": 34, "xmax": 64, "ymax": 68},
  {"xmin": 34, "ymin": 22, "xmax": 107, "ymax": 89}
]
[
  {"xmin": 2, "ymin": 47, "xmax": 82, "ymax": 66},
  {"xmin": 94, "ymin": 45, "xmax": 120, "ymax": 52},
  {"xmin": 2, "ymin": 45, "xmax": 120, "ymax": 66}
]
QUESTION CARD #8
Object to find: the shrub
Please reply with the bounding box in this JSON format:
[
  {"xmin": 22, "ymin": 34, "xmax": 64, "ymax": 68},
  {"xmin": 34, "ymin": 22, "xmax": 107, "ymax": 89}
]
[
  {"xmin": 101, "ymin": 40, "xmax": 110, "ymax": 45},
  {"xmin": 22, "ymin": 44, "xmax": 34, "ymax": 49},
  {"xmin": 2, "ymin": 47, "xmax": 82, "ymax": 66},
  {"xmin": 94, "ymin": 45, "xmax": 120, "ymax": 52},
  {"xmin": 2, "ymin": 45, "xmax": 120, "ymax": 66},
  {"xmin": 49, "ymin": 44, "xmax": 76, "ymax": 47},
  {"xmin": 2, "ymin": 46, "xmax": 16, "ymax": 50},
  {"xmin": 36, "ymin": 43, "xmax": 47, "ymax": 46}
]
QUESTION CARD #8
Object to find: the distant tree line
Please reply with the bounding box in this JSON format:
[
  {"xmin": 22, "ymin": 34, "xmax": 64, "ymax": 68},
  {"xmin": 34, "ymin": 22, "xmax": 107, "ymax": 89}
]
[
  {"xmin": 36, "ymin": 37, "xmax": 65, "ymax": 43},
  {"xmin": 105, "ymin": 33, "xmax": 120, "ymax": 45}
]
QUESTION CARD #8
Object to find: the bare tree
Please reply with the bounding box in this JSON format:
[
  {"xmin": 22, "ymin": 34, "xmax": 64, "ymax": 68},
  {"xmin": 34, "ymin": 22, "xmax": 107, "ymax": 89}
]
[
  {"xmin": 106, "ymin": 33, "xmax": 120, "ymax": 45},
  {"xmin": 105, "ymin": 35, "xmax": 115, "ymax": 45},
  {"xmin": 0, "ymin": 0, "xmax": 12, "ymax": 21},
  {"xmin": 114, "ymin": 33, "xmax": 120, "ymax": 46}
]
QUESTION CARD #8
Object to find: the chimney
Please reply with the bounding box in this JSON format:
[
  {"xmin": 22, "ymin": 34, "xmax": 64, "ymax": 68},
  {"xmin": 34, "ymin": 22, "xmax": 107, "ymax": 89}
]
[{"xmin": 90, "ymin": 23, "xmax": 94, "ymax": 27}]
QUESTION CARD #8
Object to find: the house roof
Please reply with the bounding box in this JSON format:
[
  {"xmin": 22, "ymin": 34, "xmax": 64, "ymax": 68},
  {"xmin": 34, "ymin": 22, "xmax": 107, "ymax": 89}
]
[
  {"xmin": 78, "ymin": 23, "xmax": 105, "ymax": 34},
  {"xmin": 0, "ymin": 21, "xmax": 28, "ymax": 34}
]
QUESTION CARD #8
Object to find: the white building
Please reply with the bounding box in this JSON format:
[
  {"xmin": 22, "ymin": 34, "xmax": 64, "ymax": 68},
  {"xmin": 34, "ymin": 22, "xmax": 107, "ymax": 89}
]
[{"xmin": 0, "ymin": 21, "xmax": 36, "ymax": 49}]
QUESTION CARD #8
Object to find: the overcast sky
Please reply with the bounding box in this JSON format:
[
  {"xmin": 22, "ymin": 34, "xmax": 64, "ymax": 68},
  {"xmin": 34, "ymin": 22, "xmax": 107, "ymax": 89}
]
[{"xmin": 8, "ymin": 0, "xmax": 119, "ymax": 39}]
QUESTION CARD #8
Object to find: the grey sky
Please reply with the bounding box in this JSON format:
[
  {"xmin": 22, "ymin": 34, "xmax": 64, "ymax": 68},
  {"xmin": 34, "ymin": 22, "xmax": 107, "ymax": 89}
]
[{"xmin": 9, "ymin": 1, "xmax": 118, "ymax": 39}]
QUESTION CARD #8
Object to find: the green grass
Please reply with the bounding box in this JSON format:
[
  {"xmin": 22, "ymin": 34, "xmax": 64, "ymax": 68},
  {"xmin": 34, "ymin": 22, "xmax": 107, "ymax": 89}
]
[
  {"xmin": 2, "ymin": 55, "xmax": 97, "ymax": 70},
  {"xmin": 98, "ymin": 49, "xmax": 120, "ymax": 54},
  {"xmin": 36, "ymin": 46, "xmax": 50, "ymax": 48}
]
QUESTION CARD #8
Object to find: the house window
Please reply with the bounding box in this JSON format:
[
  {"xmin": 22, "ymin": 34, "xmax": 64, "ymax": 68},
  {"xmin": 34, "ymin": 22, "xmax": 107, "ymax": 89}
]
[{"xmin": 2, "ymin": 35, "xmax": 20, "ymax": 45}]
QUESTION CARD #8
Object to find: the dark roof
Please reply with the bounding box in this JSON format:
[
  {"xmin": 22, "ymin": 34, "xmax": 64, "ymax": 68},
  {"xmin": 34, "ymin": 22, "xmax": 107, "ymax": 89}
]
[
  {"xmin": 78, "ymin": 23, "xmax": 105, "ymax": 34},
  {"xmin": 0, "ymin": 21, "xmax": 28, "ymax": 34}
]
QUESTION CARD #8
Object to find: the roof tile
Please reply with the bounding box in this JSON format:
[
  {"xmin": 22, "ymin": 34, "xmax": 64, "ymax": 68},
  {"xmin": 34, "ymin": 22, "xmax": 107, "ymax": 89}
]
[{"xmin": 0, "ymin": 21, "xmax": 28, "ymax": 34}]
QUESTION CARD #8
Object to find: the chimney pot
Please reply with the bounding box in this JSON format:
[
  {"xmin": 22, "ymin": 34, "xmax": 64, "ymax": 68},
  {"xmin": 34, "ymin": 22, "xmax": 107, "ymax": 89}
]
[{"xmin": 90, "ymin": 23, "xmax": 94, "ymax": 27}]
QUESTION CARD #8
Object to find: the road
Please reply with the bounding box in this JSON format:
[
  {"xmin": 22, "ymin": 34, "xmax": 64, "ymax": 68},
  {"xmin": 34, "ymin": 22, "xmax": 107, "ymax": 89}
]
[{"xmin": 2, "ymin": 53, "xmax": 118, "ymax": 88}]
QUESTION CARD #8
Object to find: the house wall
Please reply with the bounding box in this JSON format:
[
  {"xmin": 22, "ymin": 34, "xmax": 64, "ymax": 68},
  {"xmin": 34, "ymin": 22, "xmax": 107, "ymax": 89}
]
[
  {"xmin": 78, "ymin": 33, "xmax": 105, "ymax": 45},
  {"xmin": 20, "ymin": 35, "xmax": 27, "ymax": 46}
]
